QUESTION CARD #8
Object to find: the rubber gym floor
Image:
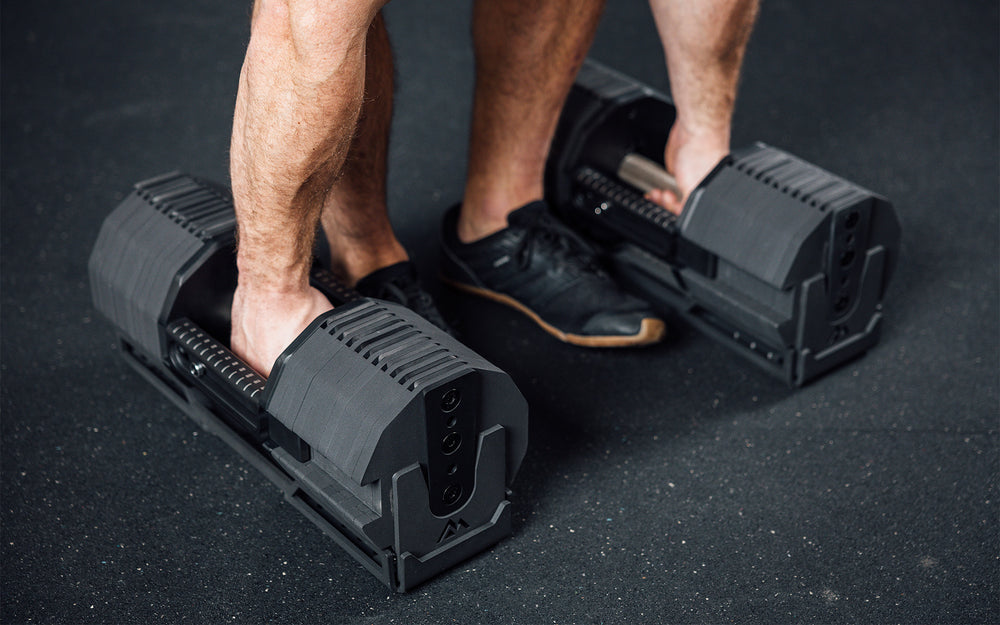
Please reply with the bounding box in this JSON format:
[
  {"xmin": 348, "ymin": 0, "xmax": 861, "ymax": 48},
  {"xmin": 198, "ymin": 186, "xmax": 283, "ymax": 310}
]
[{"xmin": 2, "ymin": 2, "xmax": 997, "ymax": 623}]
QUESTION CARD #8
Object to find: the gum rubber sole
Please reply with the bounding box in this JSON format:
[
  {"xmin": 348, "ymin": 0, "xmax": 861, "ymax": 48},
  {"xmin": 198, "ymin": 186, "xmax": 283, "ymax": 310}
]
[{"xmin": 443, "ymin": 278, "xmax": 666, "ymax": 347}]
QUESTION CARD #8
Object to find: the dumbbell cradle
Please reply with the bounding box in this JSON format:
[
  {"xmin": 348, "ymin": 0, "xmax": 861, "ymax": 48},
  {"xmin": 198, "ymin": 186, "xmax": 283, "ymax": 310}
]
[{"xmin": 89, "ymin": 172, "xmax": 528, "ymax": 591}]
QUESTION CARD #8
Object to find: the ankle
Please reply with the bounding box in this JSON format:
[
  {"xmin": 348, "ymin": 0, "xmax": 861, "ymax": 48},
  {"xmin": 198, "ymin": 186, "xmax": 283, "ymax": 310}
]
[
  {"xmin": 235, "ymin": 252, "xmax": 312, "ymax": 296},
  {"xmin": 232, "ymin": 278, "xmax": 311, "ymax": 311},
  {"xmin": 456, "ymin": 208, "xmax": 509, "ymax": 243},
  {"xmin": 458, "ymin": 190, "xmax": 543, "ymax": 244},
  {"xmin": 327, "ymin": 241, "xmax": 409, "ymax": 286}
]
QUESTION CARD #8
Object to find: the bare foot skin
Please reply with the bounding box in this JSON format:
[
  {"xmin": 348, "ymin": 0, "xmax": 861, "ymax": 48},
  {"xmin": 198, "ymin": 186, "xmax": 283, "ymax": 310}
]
[{"xmin": 230, "ymin": 284, "xmax": 334, "ymax": 377}]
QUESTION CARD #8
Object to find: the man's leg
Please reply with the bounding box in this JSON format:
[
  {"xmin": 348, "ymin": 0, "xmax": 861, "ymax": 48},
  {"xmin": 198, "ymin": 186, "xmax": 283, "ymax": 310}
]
[
  {"xmin": 319, "ymin": 12, "xmax": 408, "ymax": 285},
  {"xmin": 230, "ymin": 0, "xmax": 387, "ymax": 376},
  {"xmin": 442, "ymin": 0, "xmax": 665, "ymax": 347},
  {"xmin": 316, "ymin": 13, "xmax": 451, "ymax": 331},
  {"xmin": 645, "ymin": 0, "xmax": 759, "ymax": 214},
  {"xmin": 458, "ymin": 0, "xmax": 605, "ymax": 242}
]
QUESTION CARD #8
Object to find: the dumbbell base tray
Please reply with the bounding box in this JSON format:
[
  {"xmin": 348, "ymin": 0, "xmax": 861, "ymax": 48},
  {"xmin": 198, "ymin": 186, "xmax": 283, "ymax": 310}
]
[
  {"xmin": 608, "ymin": 242, "xmax": 886, "ymax": 385},
  {"xmin": 117, "ymin": 333, "xmax": 513, "ymax": 592}
]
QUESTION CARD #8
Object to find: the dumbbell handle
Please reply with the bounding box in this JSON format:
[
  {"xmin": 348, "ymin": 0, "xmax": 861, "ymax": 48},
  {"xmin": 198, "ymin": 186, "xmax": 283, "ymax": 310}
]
[
  {"xmin": 167, "ymin": 318, "xmax": 267, "ymax": 406},
  {"xmin": 617, "ymin": 153, "xmax": 680, "ymax": 197}
]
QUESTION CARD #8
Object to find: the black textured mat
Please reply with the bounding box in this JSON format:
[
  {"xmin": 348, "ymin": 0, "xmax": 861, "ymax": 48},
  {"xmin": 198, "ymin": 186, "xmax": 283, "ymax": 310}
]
[{"xmin": 2, "ymin": 1, "xmax": 997, "ymax": 623}]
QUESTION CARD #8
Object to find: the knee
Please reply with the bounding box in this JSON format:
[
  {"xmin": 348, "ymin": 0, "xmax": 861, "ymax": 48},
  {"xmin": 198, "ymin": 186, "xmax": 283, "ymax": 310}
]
[
  {"xmin": 253, "ymin": 0, "xmax": 387, "ymax": 37},
  {"xmin": 251, "ymin": 0, "xmax": 387, "ymax": 69}
]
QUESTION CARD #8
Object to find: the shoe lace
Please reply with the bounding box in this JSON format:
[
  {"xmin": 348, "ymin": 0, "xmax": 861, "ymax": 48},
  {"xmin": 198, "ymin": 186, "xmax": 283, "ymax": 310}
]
[
  {"xmin": 376, "ymin": 278, "xmax": 451, "ymax": 333},
  {"xmin": 514, "ymin": 209, "xmax": 603, "ymax": 274}
]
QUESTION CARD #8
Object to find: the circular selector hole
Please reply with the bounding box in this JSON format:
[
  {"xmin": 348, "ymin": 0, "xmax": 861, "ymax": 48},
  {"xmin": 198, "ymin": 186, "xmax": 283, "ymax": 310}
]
[
  {"xmin": 441, "ymin": 388, "xmax": 461, "ymax": 413},
  {"xmin": 845, "ymin": 211, "xmax": 860, "ymax": 229},
  {"xmin": 839, "ymin": 249, "xmax": 855, "ymax": 267},
  {"xmin": 441, "ymin": 432, "xmax": 462, "ymax": 455},
  {"xmin": 169, "ymin": 346, "xmax": 192, "ymax": 375},
  {"xmin": 442, "ymin": 484, "xmax": 463, "ymax": 506},
  {"xmin": 835, "ymin": 294, "xmax": 850, "ymax": 312}
]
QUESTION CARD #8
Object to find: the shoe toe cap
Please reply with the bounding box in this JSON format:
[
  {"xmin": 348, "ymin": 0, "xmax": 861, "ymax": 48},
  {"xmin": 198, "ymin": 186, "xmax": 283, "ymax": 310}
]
[{"xmin": 580, "ymin": 309, "xmax": 666, "ymax": 343}]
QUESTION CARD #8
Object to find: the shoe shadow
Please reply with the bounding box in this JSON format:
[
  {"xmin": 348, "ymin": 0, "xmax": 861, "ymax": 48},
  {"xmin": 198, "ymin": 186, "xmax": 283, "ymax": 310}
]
[{"xmin": 439, "ymin": 289, "xmax": 794, "ymax": 533}]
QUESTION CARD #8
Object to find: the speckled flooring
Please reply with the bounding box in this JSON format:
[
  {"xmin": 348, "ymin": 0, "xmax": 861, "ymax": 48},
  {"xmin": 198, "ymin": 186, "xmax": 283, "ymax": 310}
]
[{"xmin": 2, "ymin": 1, "xmax": 997, "ymax": 623}]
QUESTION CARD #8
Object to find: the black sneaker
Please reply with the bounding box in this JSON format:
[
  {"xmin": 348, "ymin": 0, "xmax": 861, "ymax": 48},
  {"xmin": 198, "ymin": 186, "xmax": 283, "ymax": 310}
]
[
  {"xmin": 440, "ymin": 201, "xmax": 665, "ymax": 347},
  {"xmin": 355, "ymin": 261, "xmax": 455, "ymax": 335}
]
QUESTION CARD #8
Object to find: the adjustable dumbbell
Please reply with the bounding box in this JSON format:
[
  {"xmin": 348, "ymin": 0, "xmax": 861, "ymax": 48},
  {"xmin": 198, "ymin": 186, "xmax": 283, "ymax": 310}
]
[
  {"xmin": 89, "ymin": 172, "xmax": 528, "ymax": 591},
  {"xmin": 547, "ymin": 60, "xmax": 901, "ymax": 386}
]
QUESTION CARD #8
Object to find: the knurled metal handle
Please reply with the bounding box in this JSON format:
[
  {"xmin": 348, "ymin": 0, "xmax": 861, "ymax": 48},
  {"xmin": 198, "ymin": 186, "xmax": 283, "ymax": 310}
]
[{"xmin": 166, "ymin": 318, "xmax": 266, "ymax": 403}]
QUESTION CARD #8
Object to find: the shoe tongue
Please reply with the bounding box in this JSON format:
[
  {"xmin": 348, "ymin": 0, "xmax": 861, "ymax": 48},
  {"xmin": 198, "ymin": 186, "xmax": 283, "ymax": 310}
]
[
  {"xmin": 506, "ymin": 200, "xmax": 549, "ymax": 227},
  {"xmin": 355, "ymin": 261, "xmax": 417, "ymax": 295}
]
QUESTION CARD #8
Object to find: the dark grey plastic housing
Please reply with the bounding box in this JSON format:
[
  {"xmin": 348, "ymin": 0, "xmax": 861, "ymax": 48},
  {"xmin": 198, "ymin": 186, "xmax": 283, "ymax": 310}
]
[
  {"xmin": 89, "ymin": 172, "xmax": 528, "ymax": 591},
  {"xmin": 548, "ymin": 60, "xmax": 901, "ymax": 386}
]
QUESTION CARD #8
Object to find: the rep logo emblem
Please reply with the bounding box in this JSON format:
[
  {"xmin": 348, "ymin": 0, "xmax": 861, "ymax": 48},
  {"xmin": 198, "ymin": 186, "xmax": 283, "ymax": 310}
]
[{"xmin": 437, "ymin": 518, "xmax": 470, "ymax": 544}]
